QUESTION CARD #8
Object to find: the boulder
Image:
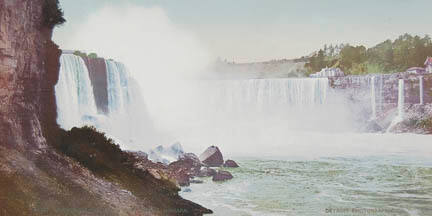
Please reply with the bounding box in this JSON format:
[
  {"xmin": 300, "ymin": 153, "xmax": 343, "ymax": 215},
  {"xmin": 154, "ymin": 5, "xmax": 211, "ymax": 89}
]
[
  {"xmin": 197, "ymin": 167, "xmax": 217, "ymax": 177},
  {"xmin": 168, "ymin": 153, "xmax": 203, "ymax": 186},
  {"xmin": 212, "ymin": 170, "xmax": 233, "ymax": 182},
  {"xmin": 190, "ymin": 179, "xmax": 204, "ymax": 184},
  {"xmin": 223, "ymin": 160, "xmax": 239, "ymax": 168},
  {"xmin": 199, "ymin": 146, "xmax": 224, "ymax": 167}
]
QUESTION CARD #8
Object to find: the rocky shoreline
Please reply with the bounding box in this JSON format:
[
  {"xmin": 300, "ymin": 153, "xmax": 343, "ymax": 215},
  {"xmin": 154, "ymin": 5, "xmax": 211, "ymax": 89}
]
[{"xmin": 130, "ymin": 145, "xmax": 239, "ymax": 188}]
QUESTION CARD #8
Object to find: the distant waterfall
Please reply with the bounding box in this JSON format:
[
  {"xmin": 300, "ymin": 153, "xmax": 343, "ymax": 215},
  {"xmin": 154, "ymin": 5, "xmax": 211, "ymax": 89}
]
[
  {"xmin": 55, "ymin": 54, "xmax": 98, "ymax": 130},
  {"xmin": 387, "ymin": 79, "xmax": 405, "ymax": 132},
  {"xmin": 203, "ymin": 78, "xmax": 329, "ymax": 113},
  {"xmin": 370, "ymin": 76, "xmax": 377, "ymax": 120}
]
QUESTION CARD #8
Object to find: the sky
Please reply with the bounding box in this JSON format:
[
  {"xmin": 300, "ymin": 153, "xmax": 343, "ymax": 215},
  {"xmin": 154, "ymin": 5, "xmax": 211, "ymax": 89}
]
[{"xmin": 54, "ymin": 0, "xmax": 432, "ymax": 63}]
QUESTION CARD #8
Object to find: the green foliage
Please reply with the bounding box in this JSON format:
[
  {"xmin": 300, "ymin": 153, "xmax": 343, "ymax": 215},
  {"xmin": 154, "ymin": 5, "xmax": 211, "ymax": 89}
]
[
  {"xmin": 88, "ymin": 53, "xmax": 98, "ymax": 59},
  {"xmin": 51, "ymin": 126, "xmax": 184, "ymax": 211},
  {"xmin": 339, "ymin": 45, "xmax": 367, "ymax": 71},
  {"xmin": 73, "ymin": 51, "xmax": 99, "ymax": 59},
  {"xmin": 73, "ymin": 51, "xmax": 88, "ymax": 58},
  {"xmin": 43, "ymin": 0, "xmax": 66, "ymax": 28},
  {"xmin": 401, "ymin": 117, "xmax": 432, "ymax": 134},
  {"xmin": 416, "ymin": 118, "xmax": 432, "ymax": 133},
  {"xmin": 305, "ymin": 34, "xmax": 432, "ymax": 75},
  {"xmin": 56, "ymin": 126, "xmax": 127, "ymax": 174}
]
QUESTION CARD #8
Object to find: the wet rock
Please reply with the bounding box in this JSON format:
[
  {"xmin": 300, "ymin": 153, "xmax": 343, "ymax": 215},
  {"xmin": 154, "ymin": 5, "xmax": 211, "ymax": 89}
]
[
  {"xmin": 197, "ymin": 167, "xmax": 217, "ymax": 177},
  {"xmin": 168, "ymin": 152, "xmax": 203, "ymax": 186},
  {"xmin": 175, "ymin": 172, "xmax": 191, "ymax": 187},
  {"xmin": 212, "ymin": 170, "xmax": 233, "ymax": 182},
  {"xmin": 223, "ymin": 159, "xmax": 239, "ymax": 168},
  {"xmin": 199, "ymin": 146, "xmax": 224, "ymax": 167},
  {"xmin": 190, "ymin": 179, "xmax": 204, "ymax": 184}
]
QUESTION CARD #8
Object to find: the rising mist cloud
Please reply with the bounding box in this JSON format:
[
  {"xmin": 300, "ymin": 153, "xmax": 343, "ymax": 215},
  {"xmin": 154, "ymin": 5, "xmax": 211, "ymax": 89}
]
[{"xmin": 64, "ymin": 4, "xmax": 211, "ymax": 81}]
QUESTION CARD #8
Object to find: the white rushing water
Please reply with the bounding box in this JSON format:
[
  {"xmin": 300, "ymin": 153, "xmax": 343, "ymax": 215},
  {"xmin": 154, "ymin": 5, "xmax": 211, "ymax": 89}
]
[
  {"xmin": 55, "ymin": 54, "xmax": 98, "ymax": 130},
  {"xmin": 142, "ymin": 77, "xmax": 358, "ymax": 155},
  {"xmin": 55, "ymin": 54, "xmax": 158, "ymax": 151},
  {"xmin": 386, "ymin": 79, "xmax": 406, "ymax": 132},
  {"xmin": 370, "ymin": 76, "xmax": 377, "ymax": 120}
]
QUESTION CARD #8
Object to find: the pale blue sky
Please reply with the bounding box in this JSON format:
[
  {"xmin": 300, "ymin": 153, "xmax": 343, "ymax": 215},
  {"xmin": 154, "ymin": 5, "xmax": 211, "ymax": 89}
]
[{"xmin": 54, "ymin": 0, "xmax": 432, "ymax": 62}]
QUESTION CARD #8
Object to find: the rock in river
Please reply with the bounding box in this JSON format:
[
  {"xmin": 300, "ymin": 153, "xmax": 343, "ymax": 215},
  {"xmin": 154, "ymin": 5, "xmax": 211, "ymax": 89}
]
[
  {"xmin": 199, "ymin": 146, "xmax": 224, "ymax": 167},
  {"xmin": 212, "ymin": 170, "xmax": 233, "ymax": 182},
  {"xmin": 223, "ymin": 159, "xmax": 239, "ymax": 168}
]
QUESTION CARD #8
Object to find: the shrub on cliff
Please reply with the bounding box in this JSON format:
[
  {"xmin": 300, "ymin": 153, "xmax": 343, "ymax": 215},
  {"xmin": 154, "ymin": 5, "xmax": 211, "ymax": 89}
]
[
  {"xmin": 43, "ymin": 0, "xmax": 66, "ymax": 28},
  {"xmin": 51, "ymin": 126, "xmax": 200, "ymax": 212},
  {"xmin": 88, "ymin": 53, "xmax": 98, "ymax": 59},
  {"xmin": 56, "ymin": 126, "xmax": 127, "ymax": 173}
]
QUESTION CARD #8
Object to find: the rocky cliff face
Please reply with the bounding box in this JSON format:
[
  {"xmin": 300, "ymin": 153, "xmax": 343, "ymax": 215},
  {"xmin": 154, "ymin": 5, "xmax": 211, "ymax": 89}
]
[
  {"xmin": 329, "ymin": 72, "xmax": 432, "ymax": 133},
  {"xmin": 83, "ymin": 56, "xmax": 108, "ymax": 114},
  {"xmin": 0, "ymin": 1, "xmax": 211, "ymax": 215},
  {"xmin": 0, "ymin": 0, "xmax": 57, "ymax": 150}
]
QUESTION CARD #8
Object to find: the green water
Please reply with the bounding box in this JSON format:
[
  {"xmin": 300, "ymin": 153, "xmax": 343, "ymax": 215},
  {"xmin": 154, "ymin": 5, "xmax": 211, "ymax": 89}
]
[{"xmin": 181, "ymin": 157, "xmax": 432, "ymax": 216}]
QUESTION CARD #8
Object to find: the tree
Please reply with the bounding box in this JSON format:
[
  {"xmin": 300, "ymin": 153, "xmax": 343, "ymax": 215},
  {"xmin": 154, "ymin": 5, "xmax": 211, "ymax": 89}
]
[
  {"xmin": 88, "ymin": 53, "xmax": 98, "ymax": 59},
  {"xmin": 43, "ymin": 0, "xmax": 66, "ymax": 28}
]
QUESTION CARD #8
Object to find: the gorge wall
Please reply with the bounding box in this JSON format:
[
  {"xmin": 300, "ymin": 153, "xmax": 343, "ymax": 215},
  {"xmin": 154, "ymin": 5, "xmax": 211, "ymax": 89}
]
[
  {"xmin": 0, "ymin": 0, "xmax": 59, "ymax": 150},
  {"xmin": 0, "ymin": 1, "xmax": 211, "ymax": 215},
  {"xmin": 329, "ymin": 72, "xmax": 432, "ymax": 133}
]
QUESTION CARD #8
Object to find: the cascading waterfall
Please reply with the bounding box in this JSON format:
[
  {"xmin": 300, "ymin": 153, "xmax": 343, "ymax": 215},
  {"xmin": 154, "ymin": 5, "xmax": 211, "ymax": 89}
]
[
  {"xmin": 55, "ymin": 54, "xmax": 157, "ymax": 151},
  {"xmin": 203, "ymin": 78, "xmax": 329, "ymax": 112},
  {"xmin": 100, "ymin": 60, "xmax": 156, "ymax": 149},
  {"xmin": 370, "ymin": 76, "xmax": 377, "ymax": 120},
  {"xmin": 387, "ymin": 79, "xmax": 405, "ymax": 132},
  {"xmin": 106, "ymin": 61, "xmax": 130, "ymax": 114},
  {"xmin": 55, "ymin": 54, "xmax": 98, "ymax": 130}
]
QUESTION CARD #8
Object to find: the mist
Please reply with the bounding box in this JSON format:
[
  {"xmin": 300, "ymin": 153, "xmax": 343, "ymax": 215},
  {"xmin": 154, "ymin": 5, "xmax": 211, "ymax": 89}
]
[{"xmin": 53, "ymin": 4, "xmax": 432, "ymax": 159}]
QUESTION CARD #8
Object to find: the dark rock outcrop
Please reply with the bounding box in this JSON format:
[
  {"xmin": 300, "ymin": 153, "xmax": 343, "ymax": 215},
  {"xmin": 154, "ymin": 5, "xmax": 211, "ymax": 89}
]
[
  {"xmin": 82, "ymin": 57, "xmax": 108, "ymax": 114},
  {"xmin": 168, "ymin": 153, "xmax": 202, "ymax": 186},
  {"xmin": 212, "ymin": 170, "xmax": 234, "ymax": 182},
  {"xmin": 197, "ymin": 167, "xmax": 217, "ymax": 177},
  {"xmin": 223, "ymin": 159, "xmax": 240, "ymax": 168},
  {"xmin": 199, "ymin": 146, "xmax": 224, "ymax": 167}
]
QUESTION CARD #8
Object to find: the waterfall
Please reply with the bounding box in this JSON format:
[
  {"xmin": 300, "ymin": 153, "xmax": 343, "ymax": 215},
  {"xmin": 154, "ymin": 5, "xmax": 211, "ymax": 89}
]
[
  {"xmin": 106, "ymin": 60, "xmax": 130, "ymax": 114},
  {"xmin": 203, "ymin": 78, "xmax": 329, "ymax": 112},
  {"xmin": 370, "ymin": 76, "xmax": 377, "ymax": 120},
  {"xmin": 419, "ymin": 76, "xmax": 424, "ymax": 105},
  {"xmin": 387, "ymin": 79, "xmax": 405, "ymax": 132},
  {"xmin": 100, "ymin": 60, "xmax": 157, "ymax": 150},
  {"xmin": 55, "ymin": 54, "xmax": 157, "ymax": 151},
  {"xmin": 55, "ymin": 54, "xmax": 98, "ymax": 130}
]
